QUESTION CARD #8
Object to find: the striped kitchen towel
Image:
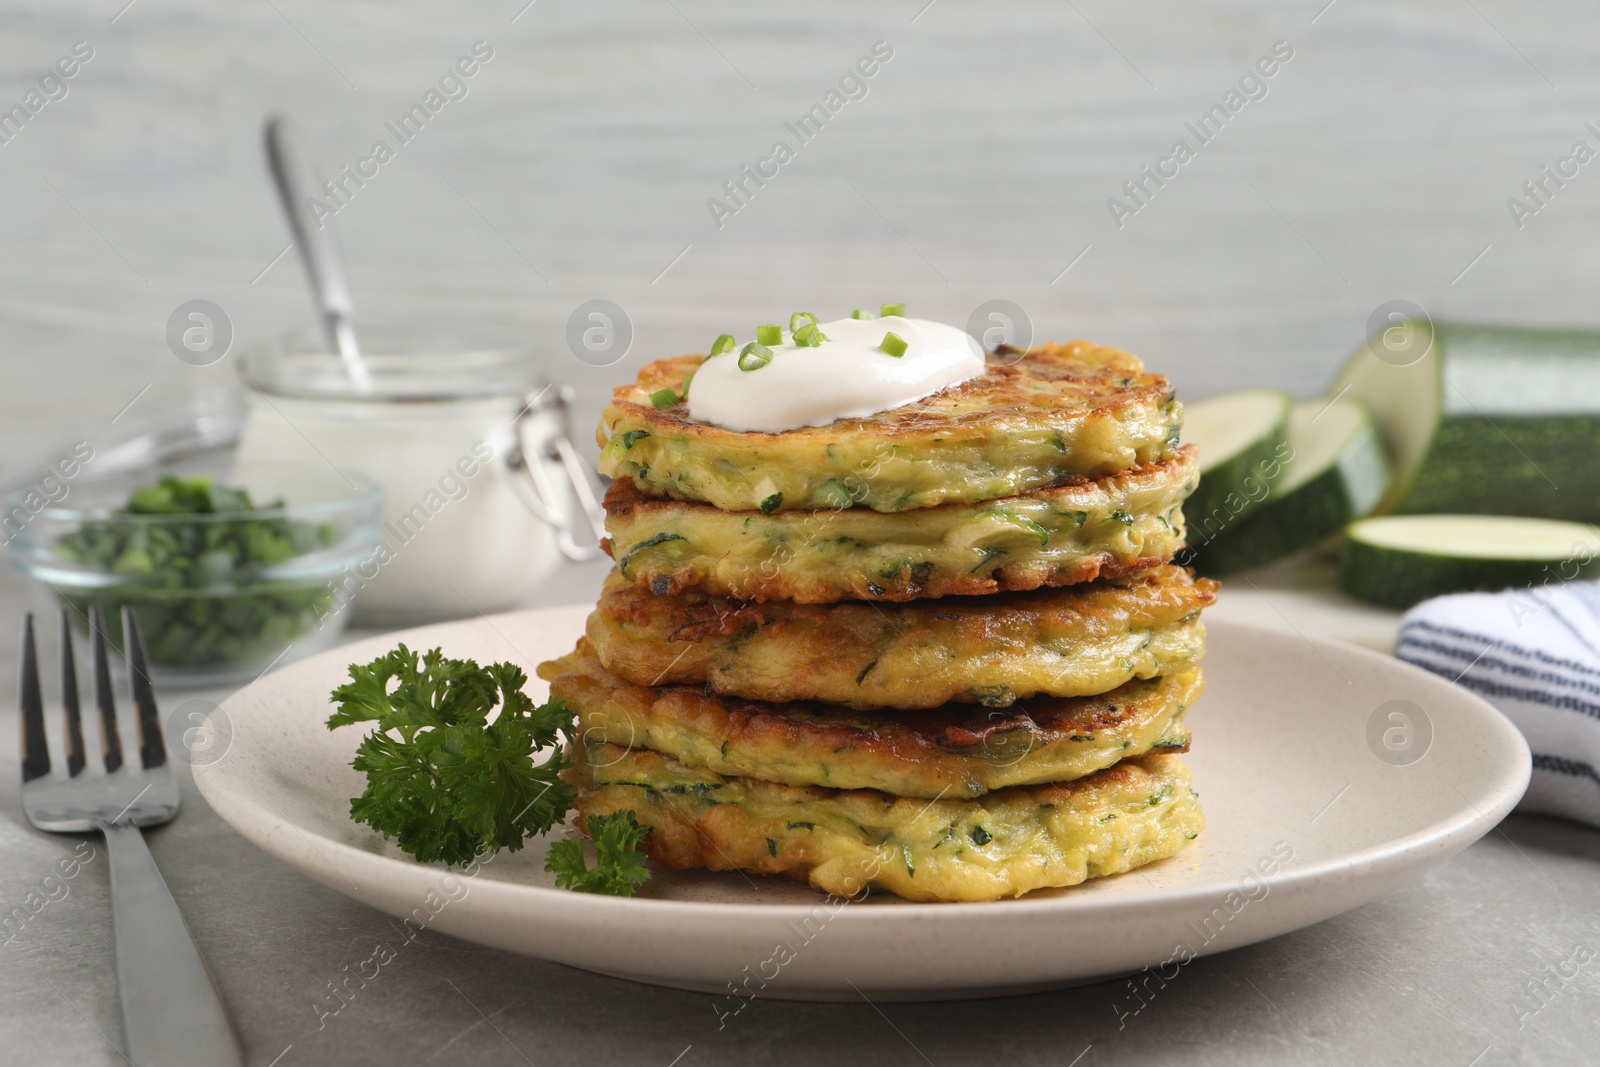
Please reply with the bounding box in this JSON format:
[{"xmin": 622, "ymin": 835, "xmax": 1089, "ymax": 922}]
[{"xmin": 1395, "ymin": 581, "xmax": 1600, "ymax": 829}]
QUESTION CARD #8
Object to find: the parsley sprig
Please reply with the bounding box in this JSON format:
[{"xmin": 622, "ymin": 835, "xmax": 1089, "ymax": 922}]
[
  {"xmin": 327, "ymin": 644, "xmax": 575, "ymax": 866},
  {"xmin": 327, "ymin": 645, "xmax": 653, "ymax": 893},
  {"xmin": 545, "ymin": 810, "xmax": 653, "ymax": 896}
]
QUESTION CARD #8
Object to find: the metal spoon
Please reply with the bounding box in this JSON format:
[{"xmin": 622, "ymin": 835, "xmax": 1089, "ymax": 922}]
[{"xmin": 263, "ymin": 115, "xmax": 372, "ymax": 391}]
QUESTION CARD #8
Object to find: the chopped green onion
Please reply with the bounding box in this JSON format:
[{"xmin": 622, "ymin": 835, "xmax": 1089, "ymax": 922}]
[
  {"xmin": 649, "ymin": 387, "xmax": 679, "ymax": 408},
  {"xmin": 880, "ymin": 303, "xmax": 905, "ymax": 318},
  {"xmin": 789, "ymin": 312, "xmax": 818, "ymax": 333},
  {"xmin": 738, "ymin": 342, "xmax": 773, "ymax": 371},
  {"xmin": 793, "ymin": 322, "xmax": 828, "ymax": 347},
  {"xmin": 879, "ymin": 331, "xmax": 908, "ymax": 357},
  {"xmin": 708, "ymin": 333, "xmax": 736, "ymax": 357},
  {"xmin": 681, "ymin": 374, "xmax": 694, "ymax": 400},
  {"xmin": 850, "ymin": 308, "xmax": 874, "ymax": 320},
  {"xmin": 756, "ymin": 324, "xmax": 783, "ymax": 346}
]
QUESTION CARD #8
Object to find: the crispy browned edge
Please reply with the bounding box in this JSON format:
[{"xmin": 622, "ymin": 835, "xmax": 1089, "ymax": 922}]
[{"xmin": 592, "ymin": 562, "xmax": 1217, "ymax": 652}]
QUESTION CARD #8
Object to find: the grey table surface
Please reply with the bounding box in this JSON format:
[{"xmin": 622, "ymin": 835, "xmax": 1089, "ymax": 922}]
[{"xmin": 2, "ymin": 1, "xmax": 1600, "ymax": 1064}]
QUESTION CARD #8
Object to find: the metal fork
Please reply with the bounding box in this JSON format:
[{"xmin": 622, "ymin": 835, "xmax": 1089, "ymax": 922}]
[{"xmin": 20, "ymin": 606, "xmax": 242, "ymax": 1067}]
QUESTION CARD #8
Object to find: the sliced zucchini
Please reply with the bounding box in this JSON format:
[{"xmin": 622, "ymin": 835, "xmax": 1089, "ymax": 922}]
[
  {"xmin": 1179, "ymin": 389, "xmax": 1291, "ymax": 549},
  {"xmin": 1334, "ymin": 322, "xmax": 1600, "ymax": 523},
  {"xmin": 1188, "ymin": 396, "xmax": 1392, "ymax": 575},
  {"xmin": 1339, "ymin": 514, "xmax": 1600, "ymax": 609}
]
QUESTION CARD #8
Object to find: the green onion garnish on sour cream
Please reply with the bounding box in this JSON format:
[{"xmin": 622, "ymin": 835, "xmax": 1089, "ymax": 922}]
[
  {"xmin": 794, "ymin": 322, "xmax": 827, "ymax": 347},
  {"xmin": 738, "ymin": 342, "xmax": 774, "ymax": 371},
  {"xmin": 690, "ymin": 314, "xmax": 984, "ymax": 432}
]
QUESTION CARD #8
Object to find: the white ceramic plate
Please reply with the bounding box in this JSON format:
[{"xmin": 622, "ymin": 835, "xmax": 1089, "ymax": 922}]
[{"xmin": 195, "ymin": 609, "xmax": 1529, "ymax": 1001}]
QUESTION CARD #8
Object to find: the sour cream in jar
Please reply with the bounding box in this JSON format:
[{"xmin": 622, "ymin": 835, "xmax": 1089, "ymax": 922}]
[{"xmin": 234, "ymin": 336, "xmax": 568, "ymax": 627}]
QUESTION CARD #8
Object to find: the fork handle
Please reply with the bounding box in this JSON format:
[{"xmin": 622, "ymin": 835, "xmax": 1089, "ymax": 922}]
[{"xmin": 101, "ymin": 822, "xmax": 243, "ymax": 1067}]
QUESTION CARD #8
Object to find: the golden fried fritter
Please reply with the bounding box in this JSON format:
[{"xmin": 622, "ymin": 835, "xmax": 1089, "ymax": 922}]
[
  {"xmin": 539, "ymin": 640, "xmax": 1200, "ymax": 797},
  {"xmin": 586, "ymin": 563, "xmax": 1215, "ymax": 708},
  {"xmin": 566, "ymin": 745, "xmax": 1204, "ymax": 902},
  {"xmin": 598, "ymin": 341, "xmax": 1181, "ymax": 513},
  {"xmin": 604, "ymin": 448, "xmax": 1196, "ymax": 603}
]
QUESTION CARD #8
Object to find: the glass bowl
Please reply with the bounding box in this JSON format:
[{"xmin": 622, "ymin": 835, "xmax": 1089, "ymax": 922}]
[{"xmin": 5, "ymin": 455, "xmax": 384, "ymax": 687}]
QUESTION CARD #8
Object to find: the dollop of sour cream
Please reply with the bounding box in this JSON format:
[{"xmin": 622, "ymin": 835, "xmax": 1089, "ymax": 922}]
[{"xmin": 686, "ymin": 316, "xmax": 985, "ymax": 433}]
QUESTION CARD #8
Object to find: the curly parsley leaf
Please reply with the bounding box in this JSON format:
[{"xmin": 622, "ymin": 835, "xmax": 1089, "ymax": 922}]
[
  {"xmin": 326, "ymin": 644, "xmax": 576, "ymax": 867},
  {"xmin": 545, "ymin": 810, "xmax": 653, "ymax": 896}
]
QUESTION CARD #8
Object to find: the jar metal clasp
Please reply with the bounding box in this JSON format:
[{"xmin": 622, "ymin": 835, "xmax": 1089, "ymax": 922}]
[{"xmin": 505, "ymin": 385, "xmax": 608, "ymax": 561}]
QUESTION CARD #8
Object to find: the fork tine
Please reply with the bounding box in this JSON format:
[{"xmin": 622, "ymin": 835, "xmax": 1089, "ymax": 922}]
[
  {"xmin": 59, "ymin": 609, "xmax": 86, "ymax": 777},
  {"xmin": 122, "ymin": 606, "xmax": 165, "ymax": 769},
  {"xmin": 19, "ymin": 614, "xmax": 49, "ymax": 783},
  {"xmin": 89, "ymin": 606, "xmax": 125, "ymax": 774}
]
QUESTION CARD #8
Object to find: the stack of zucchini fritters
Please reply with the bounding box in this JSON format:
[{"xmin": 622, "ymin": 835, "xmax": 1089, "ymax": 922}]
[{"xmin": 538, "ymin": 339, "xmax": 1217, "ymax": 902}]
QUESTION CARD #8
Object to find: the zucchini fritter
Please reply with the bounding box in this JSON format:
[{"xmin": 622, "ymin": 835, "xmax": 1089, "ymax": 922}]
[
  {"xmin": 587, "ymin": 564, "xmax": 1215, "ymax": 708},
  {"xmin": 604, "ymin": 448, "xmax": 1196, "ymax": 603},
  {"xmin": 567, "ymin": 745, "xmax": 1204, "ymax": 902},
  {"xmin": 539, "ymin": 640, "xmax": 1200, "ymax": 797},
  {"xmin": 598, "ymin": 341, "xmax": 1181, "ymax": 513}
]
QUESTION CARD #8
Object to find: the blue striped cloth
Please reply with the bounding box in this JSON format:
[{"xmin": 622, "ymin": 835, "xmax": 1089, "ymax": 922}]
[{"xmin": 1395, "ymin": 582, "xmax": 1600, "ymax": 829}]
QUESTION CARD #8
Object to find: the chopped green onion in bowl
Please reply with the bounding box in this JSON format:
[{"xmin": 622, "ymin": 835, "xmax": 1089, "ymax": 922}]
[{"xmin": 7, "ymin": 463, "xmax": 384, "ymax": 686}]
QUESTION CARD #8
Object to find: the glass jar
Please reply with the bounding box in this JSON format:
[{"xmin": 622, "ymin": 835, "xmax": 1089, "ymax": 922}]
[{"xmin": 236, "ymin": 329, "xmax": 603, "ymax": 627}]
